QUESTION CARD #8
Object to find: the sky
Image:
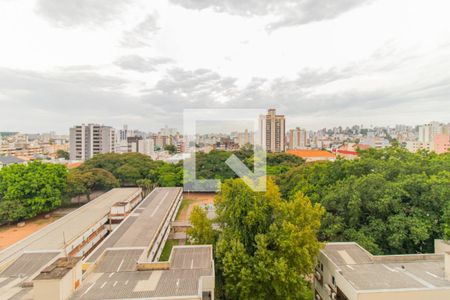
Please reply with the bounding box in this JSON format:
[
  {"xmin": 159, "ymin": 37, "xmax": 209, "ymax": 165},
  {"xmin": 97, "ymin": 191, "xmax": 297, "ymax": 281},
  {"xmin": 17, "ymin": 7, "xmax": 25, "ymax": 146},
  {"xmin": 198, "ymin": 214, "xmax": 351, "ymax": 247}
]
[{"xmin": 0, "ymin": 0, "xmax": 449, "ymax": 134}]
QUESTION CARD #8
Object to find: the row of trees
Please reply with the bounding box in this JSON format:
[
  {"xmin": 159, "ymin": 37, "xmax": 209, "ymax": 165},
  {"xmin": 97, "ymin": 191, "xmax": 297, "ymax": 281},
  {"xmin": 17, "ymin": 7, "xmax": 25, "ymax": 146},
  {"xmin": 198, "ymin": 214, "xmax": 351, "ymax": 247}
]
[
  {"xmin": 66, "ymin": 153, "xmax": 184, "ymax": 200},
  {"xmin": 0, "ymin": 148, "xmax": 302, "ymax": 223},
  {"xmin": 192, "ymin": 148, "xmax": 304, "ymax": 181},
  {"xmin": 278, "ymin": 147, "xmax": 450, "ymax": 254},
  {"xmin": 0, "ymin": 153, "xmax": 185, "ymax": 223}
]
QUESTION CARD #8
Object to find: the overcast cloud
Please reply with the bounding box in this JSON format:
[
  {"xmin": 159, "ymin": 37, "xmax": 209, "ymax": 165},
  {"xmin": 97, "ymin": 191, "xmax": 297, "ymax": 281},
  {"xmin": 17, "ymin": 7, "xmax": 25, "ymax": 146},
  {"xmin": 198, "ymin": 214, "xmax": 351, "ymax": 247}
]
[
  {"xmin": 169, "ymin": 0, "xmax": 374, "ymax": 30},
  {"xmin": 0, "ymin": 0, "xmax": 449, "ymax": 133},
  {"xmin": 35, "ymin": 0, "xmax": 133, "ymax": 27}
]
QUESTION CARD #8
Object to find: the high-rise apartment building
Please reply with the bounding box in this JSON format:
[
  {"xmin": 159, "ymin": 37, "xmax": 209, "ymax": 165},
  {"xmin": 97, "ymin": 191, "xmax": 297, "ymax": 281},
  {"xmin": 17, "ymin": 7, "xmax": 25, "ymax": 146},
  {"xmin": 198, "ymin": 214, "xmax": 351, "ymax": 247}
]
[
  {"xmin": 118, "ymin": 124, "xmax": 135, "ymax": 142},
  {"xmin": 236, "ymin": 129, "xmax": 255, "ymax": 147},
  {"xmin": 417, "ymin": 122, "xmax": 449, "ymax": 152},
  {"xmin": 138, "ymin": 138, "xmax": 155, "ymax": 156},
  {"xmin": 258, "ymin": 108, "xmax": 285, "ymax": 152},
  {"xmin": 69, "ymin": 124, "xmax": 115, "ymax": 161},
  {"xmin": 288, "ymin": 127, "xmax": 307, "ymax": 149},
  {"xmin": 418, "ymin": 122, "xmax": 446, "ymax": 144}
]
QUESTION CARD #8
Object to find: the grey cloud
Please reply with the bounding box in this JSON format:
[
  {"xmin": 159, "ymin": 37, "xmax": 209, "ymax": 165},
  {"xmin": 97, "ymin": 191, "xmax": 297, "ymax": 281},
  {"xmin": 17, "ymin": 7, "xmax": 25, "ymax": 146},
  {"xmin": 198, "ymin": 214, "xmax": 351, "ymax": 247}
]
[
  {"xmin": 139, "ymin": 66, "xmax": 350, "ymax": 117},
  {"xmin": 2, "ymin": 55, "xmax": 449, "ymax": 133},
  {"xmin": 169, "ymin": 0, "xmax": 373, "ymax": 30},
  {"xmin": 139, "ymin": 63, "xmax": 450, "ymax": 129},
  {"xmin": 0, "ymin": 67, "xmax": 146, "ymax": 132},
  {"xmin": 121, "ymin": 14, "xmax": 160, "ymax": 48},
  {"xmin": 35, "ymin": 0, "xmax": 131, "ymax": 27},
  {"xmin": 153, "ymin": 68, "xmax": 237, "ymax": 96},
  {"xmin": 114, "ymin": 55, "xmax": 173, "ymax": 72}
]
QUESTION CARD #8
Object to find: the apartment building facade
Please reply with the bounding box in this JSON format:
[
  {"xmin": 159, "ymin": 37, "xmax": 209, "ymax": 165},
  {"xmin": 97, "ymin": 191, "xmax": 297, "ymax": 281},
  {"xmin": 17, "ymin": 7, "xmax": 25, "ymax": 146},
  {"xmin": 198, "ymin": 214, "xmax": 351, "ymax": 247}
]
[
  {"xmin": 69, "ymin": 124, "xmax": 115, "ymax": 161},
  {"xmin": 288, "ymin": 127, "xmax": 307, "ymax": 149},
  {"xmin": 258, "ymin": 108, "xmax": 285, "ymax": 152},
  {"xmin": 418, "ymin": 122, "xmax": 450, "ymax": 149},
  {"xmin": 235, "ymin": 129, "xmax": 255, "ymax": 148}
]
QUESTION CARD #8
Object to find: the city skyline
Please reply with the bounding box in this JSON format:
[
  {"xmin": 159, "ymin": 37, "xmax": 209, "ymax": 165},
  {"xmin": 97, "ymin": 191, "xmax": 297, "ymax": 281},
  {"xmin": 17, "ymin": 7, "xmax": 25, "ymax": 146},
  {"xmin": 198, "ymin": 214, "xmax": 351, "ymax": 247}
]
[
  {"xmin": 1, "ymin": 0, "xmax": 450, "ymax": 133},
  {"xmin": 1, "ymin": 119, "xmax": 450, "ymax": 136}
]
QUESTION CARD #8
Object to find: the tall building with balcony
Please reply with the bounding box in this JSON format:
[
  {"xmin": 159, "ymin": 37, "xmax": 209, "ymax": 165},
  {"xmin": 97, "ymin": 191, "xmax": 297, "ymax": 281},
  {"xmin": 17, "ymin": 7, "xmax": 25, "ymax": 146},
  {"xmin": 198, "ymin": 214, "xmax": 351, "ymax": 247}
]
[
  {"xmin": 258, "ymin": 108, "xmax": 285, "ymax": 152},
  {"xmin": 69, "ymin": 124, "xmax": 115, "ymax": 161}
]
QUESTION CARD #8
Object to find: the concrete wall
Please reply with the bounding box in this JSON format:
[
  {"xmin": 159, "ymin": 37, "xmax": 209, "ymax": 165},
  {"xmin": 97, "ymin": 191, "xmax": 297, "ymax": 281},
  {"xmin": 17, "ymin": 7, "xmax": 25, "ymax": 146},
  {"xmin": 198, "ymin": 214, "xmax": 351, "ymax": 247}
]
[
  {"xmin": 435, "ymin": 240, "xmax": 450, "ymax": 254},
  {"xmin": 200, "ymin": 275, "xmax": 215, "ymax": 300},
  {"xmin": 33, "ymin": 259, "xmax": 82, "ymax": 300},
  {"xmin": 136, "ymin": 262, "xmax": 170, "ymax": 271},
  {"xmin": 359, "ymin": 289, "xmax": 450, "ymax": 300},
  {"xmin": 33, "ymin": 280, "xmax": 61, "ymax": 300},
  {"xmin": 70, "ymin": 191, "xmax": 105, "ymax": 204}
]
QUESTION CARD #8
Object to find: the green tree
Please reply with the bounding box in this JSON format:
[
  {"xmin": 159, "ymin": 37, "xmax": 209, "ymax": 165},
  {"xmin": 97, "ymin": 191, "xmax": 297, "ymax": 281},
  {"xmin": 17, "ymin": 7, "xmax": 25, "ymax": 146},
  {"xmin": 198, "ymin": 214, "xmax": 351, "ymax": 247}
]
[
  {"xmin": 187, "ymin": 206, "xmax": 215, "ymax": 244},
  {"xmin": 136, "ymin": 179, "xmax": 154, "ymax": 197},
  {"xmin": 0, "ymin": 161, "xmax": 67, "ymax": 223},
  {"xmin": 157, "ymin": 163, "xmax": 183, "ymax": 187},
  {"xmin": 66, "ymin": 168, "xmax": 119, "ymax": 202},
  {"xmin": 164, "ymin": 144, "xmax": 177, "ymax": 154},
  {"xmin": 215, "ymin": 178, "xmax": 324, "ymax": 300},
  {"xmin": 115, "ymin": 164, "xmax": 141, "ymax": 185},
  {"xmin": 278, "ymin": 146, "xmax": 450, "ymax": 254},
  {"xmin": 56, "ymin": 149, "xmax": 70, "ymax": 160}
]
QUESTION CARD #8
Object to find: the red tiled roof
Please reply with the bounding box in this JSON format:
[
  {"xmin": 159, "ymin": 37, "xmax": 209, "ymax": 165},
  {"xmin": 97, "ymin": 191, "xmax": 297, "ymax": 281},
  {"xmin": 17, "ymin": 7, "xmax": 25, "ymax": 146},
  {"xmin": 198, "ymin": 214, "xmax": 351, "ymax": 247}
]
[
  {"xmin": 67, "ymin": 162, "xmax": 82, "ymax": 169},
  {"xmin": 287, "ymin": 150, "xmax": 336, "ymax": 158},
  {"xmin": 335, "ymin": 149, "xmax": 358, "ymax": 155}
]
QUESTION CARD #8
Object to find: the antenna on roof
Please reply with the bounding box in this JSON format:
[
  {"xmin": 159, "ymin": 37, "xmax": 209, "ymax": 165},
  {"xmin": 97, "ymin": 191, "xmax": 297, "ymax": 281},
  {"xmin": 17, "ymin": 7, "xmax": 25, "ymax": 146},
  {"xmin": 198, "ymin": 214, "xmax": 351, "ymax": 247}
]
[{"xmin": 63, "ymin": 231, "xmax": 68, "ymax": 261}]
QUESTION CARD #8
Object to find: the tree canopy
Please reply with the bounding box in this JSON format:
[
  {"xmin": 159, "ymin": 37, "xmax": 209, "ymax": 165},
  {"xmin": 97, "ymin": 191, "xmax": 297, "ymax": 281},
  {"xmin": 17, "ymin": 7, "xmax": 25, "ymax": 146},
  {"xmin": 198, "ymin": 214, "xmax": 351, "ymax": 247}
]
[
  {"xmin": 187, "ymin": 205, "xmax": 215, "ymax": 244},
  {"xmin": 278, "ymin": 147, "xmax": 450, "ymax": 254},
  {"xmin": 190, "ymin": 149, "xmax": 304, "ymax": 182},
  {"xmin": 79, "ymin": 153, "xmax": 158, "ymax": 185},
  {"xmin": 164, "ymin": 144, "xmax": 177, "ymax": 154},
  {"xmin": 0, "ymin": 161, "xmax": 67, "ymax": 223},
  {"xmin": 78, "ymin": 152, "xmax": 183, "ymax": 187},
  {"xmin": 214, "ymin": 178, "xmax": 323, "ymax": 300},
  {"xmin": 56, "ymin": 149, "xmax": 69, "ymax": 160},
  {"xmin": 67, "ymin": 168, "xmax": 120, "ymax": 201}
]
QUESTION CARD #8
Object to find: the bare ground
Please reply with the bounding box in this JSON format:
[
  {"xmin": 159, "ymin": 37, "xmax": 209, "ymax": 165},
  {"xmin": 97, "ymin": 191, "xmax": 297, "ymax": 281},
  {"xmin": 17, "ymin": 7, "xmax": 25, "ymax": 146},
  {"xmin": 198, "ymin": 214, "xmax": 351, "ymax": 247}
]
[
  {"xmin": 177, "ymin": 192, "xmax": 216, "ymax": 221},
  {"xmin": 0, "ymin": 208, "xmax": 76, "ymax": 250}
]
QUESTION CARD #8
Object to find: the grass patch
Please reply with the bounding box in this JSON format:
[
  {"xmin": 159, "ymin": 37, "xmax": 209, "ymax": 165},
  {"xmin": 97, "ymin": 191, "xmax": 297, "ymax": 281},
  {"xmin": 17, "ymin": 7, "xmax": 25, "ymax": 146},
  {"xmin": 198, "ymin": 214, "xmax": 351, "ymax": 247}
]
[
  {"xmin": 175, "ymin": 199, "xmax": 193, "ymax": 220},
  {"xmin": 159, "ymin": 239, "xmax": 179, "ymax": 261}
]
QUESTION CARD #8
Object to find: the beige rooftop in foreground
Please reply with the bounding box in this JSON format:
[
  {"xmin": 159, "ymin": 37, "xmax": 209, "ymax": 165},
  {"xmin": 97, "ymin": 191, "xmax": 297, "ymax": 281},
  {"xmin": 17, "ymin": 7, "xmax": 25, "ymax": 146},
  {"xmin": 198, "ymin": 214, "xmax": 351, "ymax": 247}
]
[
  {"xmin": 315, "ymin": 240, "xmax": 450, "ymax": 300},
  {"xmin": 0, "ymin": 188, "xmax": 141, "ymax": 268},
  {"xmin": 73, "ymin": 245, "xmax": 215, "ymax": 300}
]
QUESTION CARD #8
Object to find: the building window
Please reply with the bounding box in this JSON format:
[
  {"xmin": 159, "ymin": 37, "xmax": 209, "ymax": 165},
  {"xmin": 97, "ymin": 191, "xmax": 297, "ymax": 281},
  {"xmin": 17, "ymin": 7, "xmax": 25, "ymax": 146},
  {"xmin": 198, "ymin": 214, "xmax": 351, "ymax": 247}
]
[{"xmin": 332, "ymin": 276, "xmax": 336, "ymax": 286}]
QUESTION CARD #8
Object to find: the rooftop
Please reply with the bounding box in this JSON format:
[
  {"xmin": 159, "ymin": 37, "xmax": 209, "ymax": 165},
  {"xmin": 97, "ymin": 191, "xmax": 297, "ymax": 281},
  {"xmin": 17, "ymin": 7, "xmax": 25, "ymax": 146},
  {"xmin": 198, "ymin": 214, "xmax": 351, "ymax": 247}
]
[
  {"xmin": 287, "ymin": 149, "xmax": 336, "ymax": 158},
  {"xmin": 34, "ymin": 257, "xmax": 81, "ymax": 280},
  {"xmin": 321, "ymin": 242, "xmax": 450, "ymax": 291},
  {"xmin": 322, "ymin": 243, "xmax": 372, "ymax": 266},
  {"xmin": 85, "ymin": 187, "xmax": 182, "ymax": 264},
  {"xmin": 0, "ymin": 156, "xmax": 26, "ymax": 165},
  {"xmin": 73, "ymin": 245, "xmax": 213, "ymax": 300},
  {"xmin": 0, "ymin": 188, "xmax": 141, "ymax": 268},
  {"xmin": 341, "ymin": 260, "xmax": 449, "ymax": 290}
]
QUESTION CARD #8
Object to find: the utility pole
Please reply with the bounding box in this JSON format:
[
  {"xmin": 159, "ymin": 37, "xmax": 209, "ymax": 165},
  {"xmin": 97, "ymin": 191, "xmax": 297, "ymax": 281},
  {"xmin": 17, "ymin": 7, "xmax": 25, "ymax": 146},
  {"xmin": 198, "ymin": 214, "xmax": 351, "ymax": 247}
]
[{"xmin": 63, "ymin": 231, "xmax": 68, "ymax": 261}]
